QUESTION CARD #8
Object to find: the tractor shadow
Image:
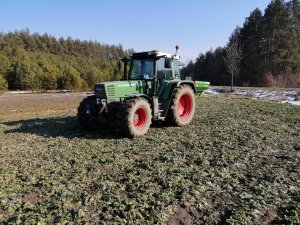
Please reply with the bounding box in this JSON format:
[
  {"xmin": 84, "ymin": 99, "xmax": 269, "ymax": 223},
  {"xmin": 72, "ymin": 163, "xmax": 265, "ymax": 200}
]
[
  {"xmin": 151, "ymin": 120, "xmax": 171, "ymax": 128},
  {"xmin": 2, "ymin": 116, "xmax": 124, "ymax": 139}
]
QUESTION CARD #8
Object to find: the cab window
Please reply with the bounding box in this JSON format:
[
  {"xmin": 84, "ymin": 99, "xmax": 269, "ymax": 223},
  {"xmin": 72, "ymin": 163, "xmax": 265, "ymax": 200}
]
[
  {"xmin": 129, "ymin": 58, "xmax": 154, "ymax": 79},
  {"xmin": 173, "ymin": 60, "xmax": 181, "ymax": 79},
  {"xmin": 157, "ymin": 58, "xmax": 173, "ymax": 80}
]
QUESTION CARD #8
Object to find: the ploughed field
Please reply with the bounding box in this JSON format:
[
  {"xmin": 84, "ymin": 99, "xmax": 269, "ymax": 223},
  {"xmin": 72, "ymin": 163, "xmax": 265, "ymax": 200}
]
[{"xmin": 0, "ymin": 92, "xmax": 299, "ymax": 224}]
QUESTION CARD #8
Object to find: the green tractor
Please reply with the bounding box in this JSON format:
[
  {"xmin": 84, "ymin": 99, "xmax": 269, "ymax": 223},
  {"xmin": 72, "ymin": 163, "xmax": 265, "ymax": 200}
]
[{"xmin": 77, "ymin": 46, "xmax": 210, "ymax": 137}]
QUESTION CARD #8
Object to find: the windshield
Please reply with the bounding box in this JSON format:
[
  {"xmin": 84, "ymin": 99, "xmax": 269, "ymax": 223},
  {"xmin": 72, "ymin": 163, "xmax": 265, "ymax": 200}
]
[{"xmin": 129, "ymin": 58, "xmax": 154, "ymax": 79}]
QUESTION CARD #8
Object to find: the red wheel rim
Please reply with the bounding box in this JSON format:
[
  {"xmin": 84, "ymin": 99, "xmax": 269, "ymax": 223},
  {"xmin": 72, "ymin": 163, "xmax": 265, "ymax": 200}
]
[
  {"xmin": 133, "ymin": 108, "xmax": 147, "ymax": 128},
  {"xmin": 178, "ymin": 94, "xmax": 192, "ymax": 119}
]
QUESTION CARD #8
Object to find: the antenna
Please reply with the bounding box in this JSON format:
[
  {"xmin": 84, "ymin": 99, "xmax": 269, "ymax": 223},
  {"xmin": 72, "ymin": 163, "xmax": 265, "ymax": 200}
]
[{"xmin": 175, "ymin": 45, "xmax": 179, "ymax": 56}]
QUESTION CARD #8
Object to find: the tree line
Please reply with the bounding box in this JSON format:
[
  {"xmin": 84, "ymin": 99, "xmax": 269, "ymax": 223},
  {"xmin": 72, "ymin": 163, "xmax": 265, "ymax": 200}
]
[
  {"xmin": 0, "ymin": 29, "xmax": 132, "ymax": 91},
  {"xmin": 181, "ymin": 0, "xmax": 300, "ymax": 88}
]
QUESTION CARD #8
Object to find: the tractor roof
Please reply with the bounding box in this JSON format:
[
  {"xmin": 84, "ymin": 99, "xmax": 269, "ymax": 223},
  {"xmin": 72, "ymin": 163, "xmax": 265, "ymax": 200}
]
[{"xmin": 130, "ymin": 50, "xmax": 180, "ymax": 60}]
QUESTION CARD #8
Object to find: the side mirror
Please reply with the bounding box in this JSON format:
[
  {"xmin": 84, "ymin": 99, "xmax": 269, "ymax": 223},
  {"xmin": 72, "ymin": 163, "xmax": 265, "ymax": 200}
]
[{"xmin": 164, "ymin": 58, "xmax": 172, "ymax": 68}]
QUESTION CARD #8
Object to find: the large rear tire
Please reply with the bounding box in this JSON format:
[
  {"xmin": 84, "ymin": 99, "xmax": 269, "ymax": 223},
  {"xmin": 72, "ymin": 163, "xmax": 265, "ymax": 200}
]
[
  {"xmin": 77, "ymin": 96, "xmax": 99, "ymax": 131},
  {"xmin": 122, "ymin": 98, "xmax": 152, "ymax": 137},
  {"xmin": 166, "ymin": 85, "xmax": 195, "ymax": 126}
]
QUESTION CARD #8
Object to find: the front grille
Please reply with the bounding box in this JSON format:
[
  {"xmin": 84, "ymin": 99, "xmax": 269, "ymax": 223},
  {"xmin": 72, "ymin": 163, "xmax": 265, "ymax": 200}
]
[
  {"xmin": 94, "ymin": 84, "xmax": 106, "ymax": 98},
  {"xmin": 106, "ymin": 85, "xmax": 115, "ymax": 97}
]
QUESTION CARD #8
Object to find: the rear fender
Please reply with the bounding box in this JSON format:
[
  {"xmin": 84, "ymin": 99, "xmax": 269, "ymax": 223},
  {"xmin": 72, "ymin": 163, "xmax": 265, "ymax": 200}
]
[
  {"xmin": 157, "ymin": 81, "xmax": 196, "ymax": 119},
  {"xmin": 158, "ymin": 80, "xmax": 196, "ymax": 101},
  {"xmin": 177, "ymin": 81, "xmax": 196, "ymax": 93}
]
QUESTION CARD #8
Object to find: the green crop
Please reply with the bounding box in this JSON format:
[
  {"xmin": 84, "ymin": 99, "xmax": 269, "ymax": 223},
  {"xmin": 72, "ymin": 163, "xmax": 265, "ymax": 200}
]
[{"xmin": 0, "ymin": 95, "xmax": 299, "ymax": 224}]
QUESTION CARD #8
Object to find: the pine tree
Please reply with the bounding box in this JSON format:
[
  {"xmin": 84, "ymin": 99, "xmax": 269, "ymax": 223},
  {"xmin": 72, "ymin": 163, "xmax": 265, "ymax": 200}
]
[
  {"xmin": 288, "ymin": 0, "xmax": 300, "ymax": 71},
  {"xmin": 0, "ymin": 73, "xmax": 8, "ymax": 91},
  {"xmin": 238, "ymin": 8, "xmax": 264, "ymax": 86},
  {"xmin": 57, "ymin": 65, "xmax": 82, "ymax": 90},
  {"xmin": 262, "ymin": 0, "xmax": 299, "ymax": 76},
  {"xmin": 181, "ymin": 60, "xmax": 195, "ymax": 80}
]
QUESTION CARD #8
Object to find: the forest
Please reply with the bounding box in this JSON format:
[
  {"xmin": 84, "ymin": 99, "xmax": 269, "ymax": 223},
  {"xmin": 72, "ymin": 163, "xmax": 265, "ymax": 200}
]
[
  {"xmin": 181, "ymin": 0, "xmax": 300, "ymax": 88},
  {"xmin": 0, "ymin": 29, "xmax": 132, "ymax": 91}
]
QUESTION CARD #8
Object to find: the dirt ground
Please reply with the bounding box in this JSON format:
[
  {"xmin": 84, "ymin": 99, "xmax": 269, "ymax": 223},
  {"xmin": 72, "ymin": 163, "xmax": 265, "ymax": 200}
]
[
  {"xmin": 1, "ymin": 86, "xmax": 299, "ymax": 119},
  {"xmin": 0, "ymin": 92, "xmax": 89, "ymax": 120},
  {"xmin": 1, "ymin": 88, "xmax": 298, "ymax": 120}
]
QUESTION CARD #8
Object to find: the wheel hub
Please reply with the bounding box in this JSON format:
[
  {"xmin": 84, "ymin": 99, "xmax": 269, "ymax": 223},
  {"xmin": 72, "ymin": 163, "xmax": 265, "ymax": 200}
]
[
  {"xmin": 178, "ymin": 94, "xmax": 192, "ymax": 119},
  {"xmin": 133, "ymin": 108, "xmax": 146, "ymax": 128}
]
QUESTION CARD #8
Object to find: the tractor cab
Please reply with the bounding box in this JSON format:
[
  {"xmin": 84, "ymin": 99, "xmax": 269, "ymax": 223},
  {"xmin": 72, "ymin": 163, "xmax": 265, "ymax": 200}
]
[
  {"xmin": 120, "ymin": 49, "xmax": 185, "ymax": 97},
  {"xmin": 126, "ymin": 50, "xmax": 183, "ymax": 81}
]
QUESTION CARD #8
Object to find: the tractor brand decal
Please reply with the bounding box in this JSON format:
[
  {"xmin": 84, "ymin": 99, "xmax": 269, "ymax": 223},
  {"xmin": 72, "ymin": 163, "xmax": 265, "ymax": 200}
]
[
  {"xmin": 117, "ymin": 84, "xmax": 134, "ymax": 87},
  {"xmin": 117, "ymin": 83, "xmax": 146, "ymax": 87}
]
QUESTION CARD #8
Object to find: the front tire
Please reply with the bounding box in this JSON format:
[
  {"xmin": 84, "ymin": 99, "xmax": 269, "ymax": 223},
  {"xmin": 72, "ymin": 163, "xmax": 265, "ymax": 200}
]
[
  {"xmin": 166, "ymin": 85, "xmax": 196, "ymax": 126},
  {"xmin": 122, "ymin": 98, "xmax": 152, "ymax": 137},
  {"xmin": 77, "ymin": 96, "xmax": 99, "ymax": 131}
]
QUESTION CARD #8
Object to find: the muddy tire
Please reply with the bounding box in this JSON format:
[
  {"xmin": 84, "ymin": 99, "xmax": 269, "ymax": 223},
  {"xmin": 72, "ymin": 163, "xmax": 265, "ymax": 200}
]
[
  {"xmin": 166, "ymin": 85, "xmax": 195, "ymax": 126},
  {"xmin": 77, "ymin": 96, "xmax": 99, "ymax": 131},
  {"xmin": 122, "ymin": 98, "xmax": 152, "ymax": 137}
]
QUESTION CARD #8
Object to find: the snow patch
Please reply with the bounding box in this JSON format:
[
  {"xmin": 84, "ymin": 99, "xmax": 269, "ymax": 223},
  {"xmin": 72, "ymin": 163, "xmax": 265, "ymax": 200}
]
[
  {"xmin": 203, "ymin": 89, "xmax": 221, "ymax": 95},
  {"xmin": 204, "ymin": 88, "xmax": 300, "ymax": 106},
  {"xmin": 282, "ymin": 100, "xmax": 300, "ymax": 106},
  {"xmin": 6, "ymin": 91, "xmax": 32, "ymax": 94}
]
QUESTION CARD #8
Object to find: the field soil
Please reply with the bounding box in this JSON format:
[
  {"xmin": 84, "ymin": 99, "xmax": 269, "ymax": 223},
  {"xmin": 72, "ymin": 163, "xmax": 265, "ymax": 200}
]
[
  {"xmin": 0, "ymin": 92, "xmax": 299, "ymax": 224},
  {"xmin": 0, "ymin": 92, "xmax": 89, "ymax": 120}
]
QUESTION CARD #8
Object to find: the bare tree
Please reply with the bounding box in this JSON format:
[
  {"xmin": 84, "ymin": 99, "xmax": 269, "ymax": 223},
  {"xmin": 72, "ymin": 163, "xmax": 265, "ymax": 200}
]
[{"xmin": 224, "ymin": 38, "xmax": 243, "ymax": 91}]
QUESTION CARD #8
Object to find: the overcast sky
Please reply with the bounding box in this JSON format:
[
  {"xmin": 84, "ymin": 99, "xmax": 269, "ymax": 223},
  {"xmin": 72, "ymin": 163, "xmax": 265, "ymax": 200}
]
[{"xmin": 0, "ymin": 0, "xmax": 271, "ymax": 62}]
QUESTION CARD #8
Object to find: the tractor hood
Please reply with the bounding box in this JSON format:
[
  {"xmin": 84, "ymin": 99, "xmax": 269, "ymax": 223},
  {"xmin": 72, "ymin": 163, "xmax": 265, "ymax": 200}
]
[{"xmin": 94, "ymin": 80, "xmax": 146, "ymax": 99}]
